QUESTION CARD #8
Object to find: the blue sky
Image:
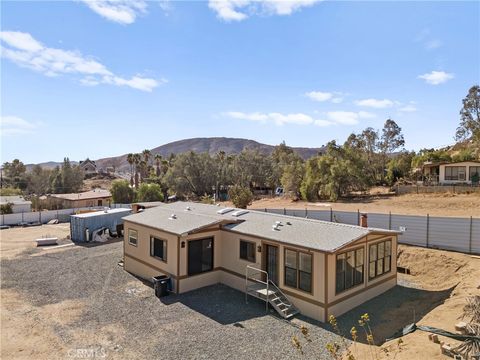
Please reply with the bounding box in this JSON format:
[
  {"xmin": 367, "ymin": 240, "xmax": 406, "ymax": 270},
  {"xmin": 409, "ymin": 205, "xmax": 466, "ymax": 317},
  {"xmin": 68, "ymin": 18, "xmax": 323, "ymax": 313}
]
[{"xmin": 1, "ymin": 0, "xmax": 479, "ymax": 164}]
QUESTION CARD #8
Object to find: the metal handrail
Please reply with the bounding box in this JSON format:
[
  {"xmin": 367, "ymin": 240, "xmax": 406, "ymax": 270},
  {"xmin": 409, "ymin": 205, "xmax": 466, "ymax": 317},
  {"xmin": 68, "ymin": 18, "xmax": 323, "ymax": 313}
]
[{"xmin": 245, "ymin": 265, "xmax": 269, "ymax": 313}]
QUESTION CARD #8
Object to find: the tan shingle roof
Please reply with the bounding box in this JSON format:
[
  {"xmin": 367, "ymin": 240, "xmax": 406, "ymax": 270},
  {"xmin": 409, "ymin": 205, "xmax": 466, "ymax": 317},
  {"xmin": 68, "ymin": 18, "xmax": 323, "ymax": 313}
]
[
  {"xmin": 49, "ymin": 189, "xmax": 111, "ymax": 201},
  {"xmin": 123, "ymin": 201, "xmax": 400, "ymax": 252}
]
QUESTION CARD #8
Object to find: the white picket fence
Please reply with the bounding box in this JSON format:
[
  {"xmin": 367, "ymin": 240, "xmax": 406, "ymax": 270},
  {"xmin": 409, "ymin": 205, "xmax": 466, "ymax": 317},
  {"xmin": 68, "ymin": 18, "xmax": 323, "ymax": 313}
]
[
  {"xmin": 261, "ymin": 208, "xmax": 480, "ymax": 254},
  {"xmin": 0, "ymin": 204, "xmax": 131, "ymax": 226}
]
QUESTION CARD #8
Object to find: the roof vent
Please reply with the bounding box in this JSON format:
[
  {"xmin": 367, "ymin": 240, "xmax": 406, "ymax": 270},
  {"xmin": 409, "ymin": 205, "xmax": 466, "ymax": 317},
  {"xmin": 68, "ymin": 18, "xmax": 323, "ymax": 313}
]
[
  {"xmin": 231, "ymin": 210, "xmax": 248, "ymax": 217},
  {"xmin": 185, "ymin": 206, "xmax": 191, "ymax": 211},
  {"xmin": 169, "ymin": 213, "xmax": 177, "ymax": 220},
  {"xmin": 275, "ymin": 221, "xmax": 282, "ymax": 226},
  {"xmin": 104, "ymin": 207, "xmax": 109, "ymax": 213},
  {"xmin": 272, "ymin": 224, "xmax": 280, "ymax": 231},
  {"xmin": 217, "ymin": 207, "xmax": 234, "ymax": 215}
]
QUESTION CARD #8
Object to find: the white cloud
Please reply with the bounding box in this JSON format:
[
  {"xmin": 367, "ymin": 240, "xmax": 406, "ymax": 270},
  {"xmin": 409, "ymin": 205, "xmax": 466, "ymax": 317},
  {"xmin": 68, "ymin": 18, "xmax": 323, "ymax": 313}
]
[
  {"xmin": 81, "ymin": 0, "xmax": 147, "ymax": 24},
  {"xmin": 305, "ymin": 91, "xmax": 332, "ymax": 102},
  {"xmin": 305, "ymin": 90, "xmax": 344, "ymax": 103},
  {"xmin": 208, "ymin": 0, "xmax": 322, "ymax": 22},
  {"xmin": 1, "ymin": 116, "xmax": 40, "ymax": 136},
  {"xmin": 326, "ymin": 111, "xmax": 375, "ymax": 125},
  {"xmin": 224, "ymin": 111, "xmax": 318, "ymax": 126},
  {"xmin": 418, "ymin": 70, "xmax": 454, "ymax": 85},
  {"xmin": 0, "ymin": 31, "xmax": 164, "ymax": 92},
  {"xmin": 224, "ymin": 109, "xmax": 374, "ymax": 127},
  {"xmin": 354, "ymin": 98, "xmax": 394, "ymax": 108}
]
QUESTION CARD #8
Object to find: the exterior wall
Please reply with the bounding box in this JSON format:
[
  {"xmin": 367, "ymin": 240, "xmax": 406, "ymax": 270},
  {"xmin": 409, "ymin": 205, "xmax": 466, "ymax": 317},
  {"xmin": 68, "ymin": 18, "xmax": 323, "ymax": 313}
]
[
  {"xmin": 439, "ymin": 162, "xmax": 480, "ymax": 184},
  {"xmin": 326, "ymin": 234, "xmax": 398, "ymax": 319},
  {"xmin": 122, "ymin": 220, "xmax": 397, "ymax": 323},
  {"xmin": 123, "ymin": 221, "xmax": 179, "ymax": 292},
  {"xmin": 220, "ymin": 230, "xmax": 326, "ymax": 322}
]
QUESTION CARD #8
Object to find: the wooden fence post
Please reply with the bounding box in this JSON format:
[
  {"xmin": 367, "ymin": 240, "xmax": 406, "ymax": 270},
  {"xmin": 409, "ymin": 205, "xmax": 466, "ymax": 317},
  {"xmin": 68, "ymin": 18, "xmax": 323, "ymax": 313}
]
[
  {"xmin": 283, "ymin": 208, "xmax": 286, "ymax": 215},
  {"xmin": 357, "ymin": 209, "xmax": 360, "ymax": 226},
  {"xmin": 305, "ymin": 208, "xmax": 308, "ymax": 218},
  {"xmin": 426, "ymin": 214, "xmax": 430, "ymax": 248},
  {"xmin": 389, "ymin": 212, "xmax": 392, "ymax": 230},
  {"xmin": 330, "ymin": 208, "xmax": 333, "ymax": 222},
  {"xmin": 264, "ymin": 208, "xmax": 267, "ymax": 212}
]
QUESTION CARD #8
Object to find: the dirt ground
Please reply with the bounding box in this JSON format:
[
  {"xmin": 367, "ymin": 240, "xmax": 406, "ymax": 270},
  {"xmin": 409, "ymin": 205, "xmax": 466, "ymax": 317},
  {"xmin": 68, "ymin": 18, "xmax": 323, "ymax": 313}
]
[
  {"xmin": 1, "ymin": 225, "xmax": 479, "ymax": 359},
  {"xmin": 0, "ymin": 224, "xmax": 71, "ymax": 259},
  {"xmin": 345, "ymin": 245, "xmax": 480, "ymax": 360},
  {"xmin": 246, "ymin": 192, "xmax": 480, "ymax": 217}
]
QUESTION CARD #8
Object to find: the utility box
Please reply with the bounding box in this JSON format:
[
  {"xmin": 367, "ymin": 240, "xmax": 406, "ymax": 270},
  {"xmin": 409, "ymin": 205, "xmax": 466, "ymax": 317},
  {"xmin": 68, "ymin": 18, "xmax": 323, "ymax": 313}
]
[{"xmin": 70, "ymin": 208, "xmax": 131, "ymax": 242}]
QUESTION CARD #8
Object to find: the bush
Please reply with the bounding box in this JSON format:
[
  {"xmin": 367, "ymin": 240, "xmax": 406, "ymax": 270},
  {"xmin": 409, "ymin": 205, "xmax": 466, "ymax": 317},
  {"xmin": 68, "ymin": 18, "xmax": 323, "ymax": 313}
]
[
  {"xmin": 228, "ymin": 185, "xmax": 253, "ymax": 209},
  {"xmin": 0, "ymin": 203, "xmax": 13, "ymax": 215},
  {"xmin": 137, "ymin": 183, "xmax": 164, "ymax": 202},
  {"xmin": 110, "ymin": 180, "xmax": 135, "ymax": 204}
]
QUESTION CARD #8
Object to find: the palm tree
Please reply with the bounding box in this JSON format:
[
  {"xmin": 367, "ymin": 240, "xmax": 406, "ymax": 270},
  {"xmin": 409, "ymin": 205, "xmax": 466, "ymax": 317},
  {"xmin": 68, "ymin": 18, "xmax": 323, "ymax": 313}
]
[
  {"xmin": 154, "ymin": 154, "xmax": 163, "ymax": 177},
  {"xmin": 133, "ymin": 153, "xmax": 141, "ymax": 188},
  {"xmin": 142, "ymin": 149, "xmax": 151, "ymax": 165},
  {"xmin": 127, "ymin": 153, "xmax": 134, "ymax": 186}
]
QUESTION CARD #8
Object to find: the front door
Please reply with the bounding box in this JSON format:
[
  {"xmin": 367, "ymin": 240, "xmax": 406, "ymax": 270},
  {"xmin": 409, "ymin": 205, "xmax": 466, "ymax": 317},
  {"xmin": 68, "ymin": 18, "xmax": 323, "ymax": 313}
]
[{"xmin": 265, "ymin": 244, "xmax": 279, "ymax": 285}]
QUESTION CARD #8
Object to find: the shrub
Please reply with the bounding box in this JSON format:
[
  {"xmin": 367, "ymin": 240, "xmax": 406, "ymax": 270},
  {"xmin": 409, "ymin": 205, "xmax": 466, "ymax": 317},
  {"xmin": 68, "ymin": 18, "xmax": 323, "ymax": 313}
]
[
  {"xmin": 228, "ymin": 185, "xmax": 253, "ymax": 209},
  {"xmin": 110, "ymin": 180, "xmax": 135, "ymax": 204},
  {"xmin": 137, "ymin": 183, "xmax": 164, "ymax": 202}
]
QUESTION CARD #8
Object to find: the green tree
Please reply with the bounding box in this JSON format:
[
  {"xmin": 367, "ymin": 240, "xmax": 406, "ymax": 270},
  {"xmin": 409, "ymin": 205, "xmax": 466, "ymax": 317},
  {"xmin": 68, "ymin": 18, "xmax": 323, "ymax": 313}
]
[
  {"xmin": 2, "ymin": 159, "xmax": 27, "ymax": 189},
  {"xmin": 0, "ymin": 203, "xmax": 13, "ymax": 215},
  {"xmin": 280, "ymin": 156, "xmax": 304, "ymax": 198},
  {"xmin": 164, "ymin": 151, "xmax": 217, "ymax": 198},
  {"xmin": 137, "ymin": 183, "xmax": 164, "ymax": 202},
  {"xmin": 26, "ymin": 165, "xmax": 52, "ymax": 195},
  {"xmin": 379, "ymin": 119, "xmax": 405, "ymax": 182},
  {"xmin": 385, "ymin": 151, "xmax": 415, "ymax": 185},
  {"xmin": 301, "ymin": 142, "xmax": 370, "ymax": 201},
  {"xmin": 110, "ymin": 180, "xmax": 135, "ymax": 204},
  {"xmin": 456, "ymin": 85, "xmax": 480, "ymax": 142},
  {"xmin": 228, "ymin": 185, "xmax": 253, "ymax": 209}
]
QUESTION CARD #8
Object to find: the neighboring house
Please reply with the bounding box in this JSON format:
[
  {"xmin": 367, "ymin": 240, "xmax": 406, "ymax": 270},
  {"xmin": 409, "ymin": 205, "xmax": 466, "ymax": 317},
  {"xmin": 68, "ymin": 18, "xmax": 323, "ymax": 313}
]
[
  {"xmin": 0, "ymin": 196, "xmax": 32, "ymax": 213},
  {"xmin": 122, "ymin": 201, "xmax": 400, "ymax": 322},
  {"xmin": 79, "ymin": 158, "xmax": 97, "ymax": 175},
  {"xmin": 422, "ymin": 161, "xmax": 480, "ymax": 185},
  {"xmin": 45, "ymin": 189, "xmax": 112, "ymax": 209}
]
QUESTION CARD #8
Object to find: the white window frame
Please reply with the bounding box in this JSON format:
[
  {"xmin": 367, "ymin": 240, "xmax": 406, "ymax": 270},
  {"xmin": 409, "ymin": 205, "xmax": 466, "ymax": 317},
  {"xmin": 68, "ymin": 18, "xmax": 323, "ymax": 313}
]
[{"xmin": 128, "ymin": 229, "xmax": 138, "ymax": 246}]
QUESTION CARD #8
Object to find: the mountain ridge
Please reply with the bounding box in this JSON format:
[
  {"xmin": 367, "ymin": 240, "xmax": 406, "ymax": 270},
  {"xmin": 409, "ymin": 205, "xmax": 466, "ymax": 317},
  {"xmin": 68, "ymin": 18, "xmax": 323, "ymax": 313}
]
[{"xmin": 26, "ymin": 137, "xmax": 326, "ymax": 171}]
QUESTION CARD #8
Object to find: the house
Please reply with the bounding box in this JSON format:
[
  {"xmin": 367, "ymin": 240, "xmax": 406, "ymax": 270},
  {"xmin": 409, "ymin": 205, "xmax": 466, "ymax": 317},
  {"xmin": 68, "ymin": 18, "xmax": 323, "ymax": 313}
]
[
  {"xmin": 79, "ymin": 158, "xmax": 97, "ymax": 176},
  {"xmin": 0, "ymin": 196, "xmax": 32, "ymax": 213},
  {"xmin": 45, "ymin": 189, "xmax": 112, "ymax": 209},
  {"xmin": 122, "ymin": 201, "xmax": 400, "ymax": 322},
  {"xmin": 422, "ymin": 161, "xmax": 480, "ymax": 185}
]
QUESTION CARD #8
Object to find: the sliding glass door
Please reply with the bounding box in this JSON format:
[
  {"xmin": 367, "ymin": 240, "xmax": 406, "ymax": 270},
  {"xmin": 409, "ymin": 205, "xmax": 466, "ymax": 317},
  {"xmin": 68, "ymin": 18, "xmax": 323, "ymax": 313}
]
[{"xmin": 188, "ymin": 237, "xmax": 214, "ymax": 276}]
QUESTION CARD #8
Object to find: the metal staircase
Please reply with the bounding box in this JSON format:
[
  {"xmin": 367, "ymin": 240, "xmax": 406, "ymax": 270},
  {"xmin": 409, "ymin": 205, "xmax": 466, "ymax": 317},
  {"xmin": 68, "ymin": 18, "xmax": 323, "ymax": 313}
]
[{"xmin": 245, "ymin": 265, "xmax": 299, "ymax": 319}]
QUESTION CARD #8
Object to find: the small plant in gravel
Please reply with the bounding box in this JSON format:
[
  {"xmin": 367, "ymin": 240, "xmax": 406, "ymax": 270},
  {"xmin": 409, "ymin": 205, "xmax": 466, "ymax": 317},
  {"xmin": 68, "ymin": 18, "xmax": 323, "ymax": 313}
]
[{"xmin": 292, "ymin": 313, "xmax": 404, "ymax": 359}]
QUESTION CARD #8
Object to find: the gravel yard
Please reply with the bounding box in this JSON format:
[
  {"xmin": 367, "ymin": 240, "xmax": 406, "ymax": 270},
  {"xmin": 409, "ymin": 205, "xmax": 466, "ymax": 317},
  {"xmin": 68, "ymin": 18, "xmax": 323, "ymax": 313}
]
[
  {"xmin": 1, "ymin": 240, "xmax": 342, "ymax": 359},
  {"xmin": 2, "ymin": 226, "xmax": 471, "ymax": 360}
]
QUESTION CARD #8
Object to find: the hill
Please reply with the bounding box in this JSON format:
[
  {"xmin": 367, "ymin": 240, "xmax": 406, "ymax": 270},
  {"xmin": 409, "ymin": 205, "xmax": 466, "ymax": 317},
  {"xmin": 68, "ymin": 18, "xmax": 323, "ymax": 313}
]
[{"xmin": 26, "ymin": 138, "xmax": 325, "ymax": 172}]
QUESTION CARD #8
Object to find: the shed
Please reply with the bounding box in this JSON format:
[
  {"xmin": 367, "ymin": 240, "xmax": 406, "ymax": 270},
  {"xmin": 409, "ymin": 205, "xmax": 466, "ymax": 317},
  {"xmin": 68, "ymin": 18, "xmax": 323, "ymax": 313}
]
[{"xmin": 70, "ymin": 208, "xmax": 131, "ymax": 242}]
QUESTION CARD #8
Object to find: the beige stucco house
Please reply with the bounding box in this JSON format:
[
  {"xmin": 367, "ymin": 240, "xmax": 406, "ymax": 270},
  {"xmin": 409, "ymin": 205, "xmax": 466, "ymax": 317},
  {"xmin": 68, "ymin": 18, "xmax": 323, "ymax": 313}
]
[
  {"xmin": 122, "ymin": 202, "xmax": 400, "ymax": 322},
  {"xmin": 423, "ymin": 160, "xmax": 480, "ymax": 185},
  {"xmin": 43, "ymin": 189, "xmax": 112, "ymax": 209}
]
